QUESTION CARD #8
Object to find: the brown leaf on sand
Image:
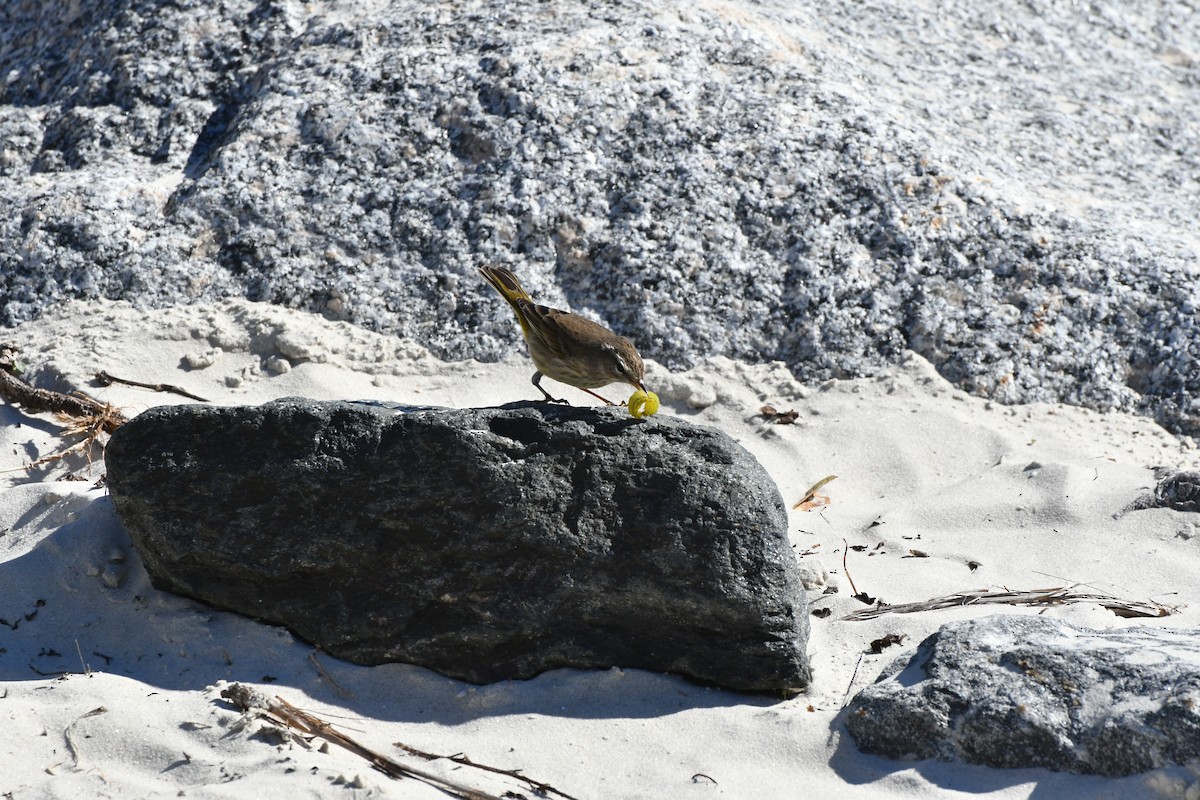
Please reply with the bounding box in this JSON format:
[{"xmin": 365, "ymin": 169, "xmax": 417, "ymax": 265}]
[
  {"xmin": 867, "ymin": 633, "xmax": 906, "ymax": 654},
  {"xmin": 794, "ymin": 474, "xmax": 837, "ymax": 511},
  {"xmin": 759, "ymin": 405, "xmax": 799, "ymax": 424}
]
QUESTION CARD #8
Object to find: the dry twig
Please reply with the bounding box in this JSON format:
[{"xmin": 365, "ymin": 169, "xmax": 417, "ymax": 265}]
[
  {"xmin": 94, "ymin": 370, "xmax": 208, "ymax": 402},
  {"xmin": 842, "ymin": 538, "xmax": 858, "ymax": 596},
  {"xmin": 220, "ymin": 684, "xmax": 574, "ymax": 800},
  {"xmin": 840, "ymin": 653, "xmax": 865, "ymax": 709},
  {"xmin": 841, "ymin": 586, "xmax": 1176, "ymax": 621},
  {"xmin": 0, "ymin": 346, "xmax": 126, "ymax": 431},
  {"xmin": 394, "ymin": 743, "xmax": 585, "ymax": 800},
  {"xmin": 0, "ymin": 345, "xmax": 127, "ymax": 472},
  {"xmin": 308, "ymin": 650, "xmax": 353, "ymax": 700},
  {"xmin": 841, "ymin": 538, "xmax": 876, "ymax": 605},
  {"xmin": 60, "ymin": 707, "xmax": 107, "ymax": 771}
]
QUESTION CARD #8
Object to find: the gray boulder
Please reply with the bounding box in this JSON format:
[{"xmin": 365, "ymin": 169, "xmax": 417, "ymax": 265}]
[
  {"xmin": 1128, "ymin": 471, "xmax": 1200, "ymax": 514},
  {"xmin": 3, "ymin": 1, "xmax": 1200, "ymax": 438},
  {"xmin": 845, "ymin": 615, "xmax": 1200, "ymax": 776},
  {"xmin": 104, "ymin": 399, "xmax": 811, "ymax": 694}
]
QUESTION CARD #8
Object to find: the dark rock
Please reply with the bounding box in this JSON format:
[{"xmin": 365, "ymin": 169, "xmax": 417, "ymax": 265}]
[
  {"xmin": 845, "ymin": 615, "xmax": 1200, "ymax": 776},
  {"xmin": 1127, "ymin": 471, "xmax": 1200, "ymax": 514},
  {"xmin": 104, "ymin": 399, "xmax": 811, "ymax": 693}
]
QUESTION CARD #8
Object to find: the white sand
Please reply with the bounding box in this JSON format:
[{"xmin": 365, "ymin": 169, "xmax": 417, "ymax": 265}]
[{"xmin": 2, "ymin": 299, "xmax": 1198, "ymax": 799}]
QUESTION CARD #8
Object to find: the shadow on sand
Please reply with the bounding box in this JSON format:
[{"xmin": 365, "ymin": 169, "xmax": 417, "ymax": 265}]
[{"xmin": 0, "ymin": 489, "xmax": 778, "ymax": 726}]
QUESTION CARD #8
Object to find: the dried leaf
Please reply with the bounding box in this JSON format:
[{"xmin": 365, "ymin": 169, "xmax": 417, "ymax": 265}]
[
  {"xmin": 867, "ymin": 633, "xmax": 906, "ymax": 654},
  {"xmin": 793, "ymin": 474, "xmax": 838, "ymax": 510}
]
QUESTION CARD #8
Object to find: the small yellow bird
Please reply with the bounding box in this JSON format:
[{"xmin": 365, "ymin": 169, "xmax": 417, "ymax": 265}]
[{"xmin": 479, "ymin": 266, "xmax": 646, "ymax": 405}]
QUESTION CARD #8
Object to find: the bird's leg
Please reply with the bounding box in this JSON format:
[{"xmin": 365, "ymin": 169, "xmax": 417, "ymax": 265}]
[
  {"xmin": 577, "ymin": 387, "xmax": 616, "ymax": 406},
  {"xmin": 532, "ymin": 372, "xmax": 570, "ymax": 404}
]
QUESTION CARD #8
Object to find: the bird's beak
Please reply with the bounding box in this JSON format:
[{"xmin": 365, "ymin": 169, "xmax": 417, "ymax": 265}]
[{"xmin": 636, "ymin": 381, "xmax": 646, "ymax": 393}]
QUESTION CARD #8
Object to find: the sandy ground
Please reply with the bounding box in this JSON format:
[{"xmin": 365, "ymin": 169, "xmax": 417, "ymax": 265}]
[{"xmin": 1, "ymin": 299, "xmax": 1198, "ymax": 800}]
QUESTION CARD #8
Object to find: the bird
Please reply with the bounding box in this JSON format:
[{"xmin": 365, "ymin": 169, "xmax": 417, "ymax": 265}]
[{"xmin": 479, "ymin": 265, "xmax": 646, "ymax": 405}]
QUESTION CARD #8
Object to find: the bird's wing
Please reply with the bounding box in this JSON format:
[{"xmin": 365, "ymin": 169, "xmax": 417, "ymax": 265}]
[{"xmin": 520, "ymin": 300, "xmax": 613, "ymax": 358}]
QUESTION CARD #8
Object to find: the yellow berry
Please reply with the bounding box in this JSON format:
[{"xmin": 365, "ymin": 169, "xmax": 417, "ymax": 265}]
[
  {"xmin": 629, "ymin": 393, "xmax": 646, "ymax": 417},
  {"xmin": 628, "ymin": 389, "xmax": 660, "ymax": 418}
]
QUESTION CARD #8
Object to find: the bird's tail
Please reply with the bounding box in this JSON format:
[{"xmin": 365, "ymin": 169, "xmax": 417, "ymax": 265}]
[{"xmin": 479, "ymin": 266, "xmax": 533, "ymax": 336}]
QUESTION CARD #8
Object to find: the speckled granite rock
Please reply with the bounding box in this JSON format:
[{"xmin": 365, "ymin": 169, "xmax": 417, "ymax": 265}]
[
  {"xmin": 846, "ymin": 615, "xmax": 1200, "ymax": 776},
  {"xmin": 2, "ymin": 0, "xmax": 1199, "ymax": 437}
]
